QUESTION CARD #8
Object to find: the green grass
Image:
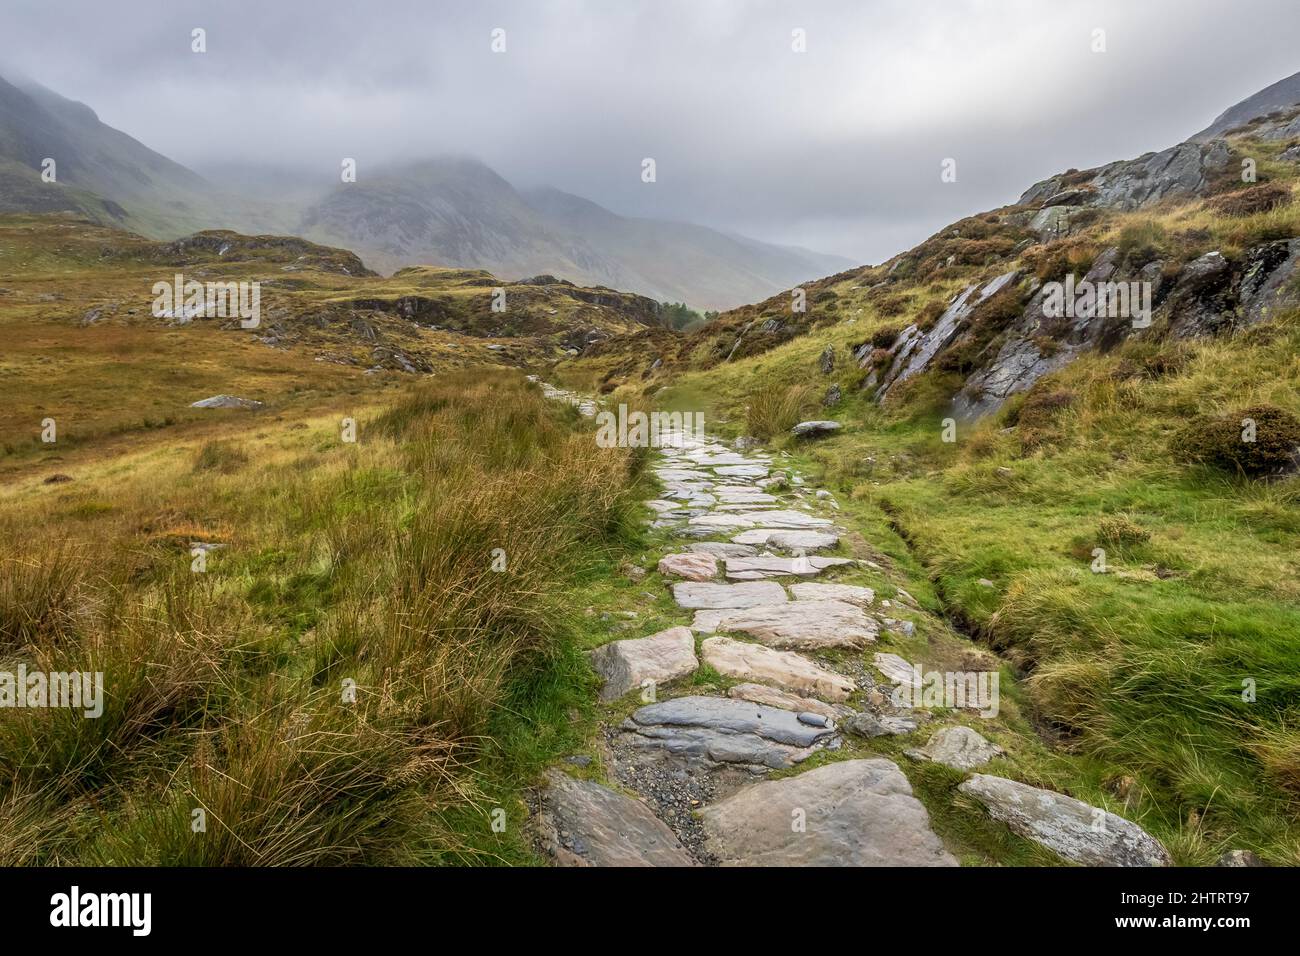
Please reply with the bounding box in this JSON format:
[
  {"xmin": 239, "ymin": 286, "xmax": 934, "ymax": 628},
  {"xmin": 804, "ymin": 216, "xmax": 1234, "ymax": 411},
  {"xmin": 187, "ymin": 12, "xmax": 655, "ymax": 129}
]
[
  {"xmin": 0, "ymin": 371, "xmax": 645, "ymax": 865},
  {"xmin": 557, "ymin": 135, "xmax": 1300, "ymax": 863}
]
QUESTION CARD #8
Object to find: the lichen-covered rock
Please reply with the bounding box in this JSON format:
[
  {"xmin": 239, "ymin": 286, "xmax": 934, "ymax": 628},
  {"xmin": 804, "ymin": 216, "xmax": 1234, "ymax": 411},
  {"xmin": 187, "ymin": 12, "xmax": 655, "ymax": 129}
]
[
  {"xmin": 906, "ymin": 726, "xmax": 1003, "ymax": 770},
  {"xmin": 959, "ymin": 774, "xmax": 1172, "ymax": 866}
]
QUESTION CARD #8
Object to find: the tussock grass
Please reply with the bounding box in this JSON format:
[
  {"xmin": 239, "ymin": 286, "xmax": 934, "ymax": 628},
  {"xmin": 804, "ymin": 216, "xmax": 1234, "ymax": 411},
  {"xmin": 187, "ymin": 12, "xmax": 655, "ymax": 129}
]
[
  {"xmin": 0, "ymin": 372, "xmax": 639, "ymax": 864},
  {"xmin": 745, "ymin": 381, "xmax": 817, "ymax": 439}
]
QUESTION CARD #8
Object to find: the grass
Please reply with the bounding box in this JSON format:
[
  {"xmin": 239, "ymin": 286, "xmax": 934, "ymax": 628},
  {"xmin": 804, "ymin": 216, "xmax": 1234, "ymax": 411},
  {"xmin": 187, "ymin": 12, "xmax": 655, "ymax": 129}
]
[
  {"xmin": 0, "ymin": 371, "xmax": 644, "ymax": 865},
  {"xmin": 553, "ymin": 126, "xmax": 1300, "ymax": 863}
]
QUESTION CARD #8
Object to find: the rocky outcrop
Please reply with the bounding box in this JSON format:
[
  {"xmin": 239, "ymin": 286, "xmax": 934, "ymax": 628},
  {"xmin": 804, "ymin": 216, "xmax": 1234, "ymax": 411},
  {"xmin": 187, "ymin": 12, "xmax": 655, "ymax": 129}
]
[
  {"xmin": 191, "ymin": 394, "xmax": 264, "ymax": 409},
  {"xmin": 791, "ymin": 420, "xmax": 841, "ymax": 438},
  {"xmin": 1018, "ymin": 140, "xmax": 1232, "ymax": 212},
  {"xmin": 869, "ymin": 270, "xmax": 1020, "ymax": 403}
]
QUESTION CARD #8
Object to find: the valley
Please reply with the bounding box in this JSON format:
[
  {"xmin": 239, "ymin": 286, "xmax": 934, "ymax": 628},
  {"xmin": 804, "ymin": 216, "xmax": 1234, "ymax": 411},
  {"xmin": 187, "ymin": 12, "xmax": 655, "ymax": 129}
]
[{"xmin": 1, "ymin": 31, "xmax": 1299, "ymax": 875}]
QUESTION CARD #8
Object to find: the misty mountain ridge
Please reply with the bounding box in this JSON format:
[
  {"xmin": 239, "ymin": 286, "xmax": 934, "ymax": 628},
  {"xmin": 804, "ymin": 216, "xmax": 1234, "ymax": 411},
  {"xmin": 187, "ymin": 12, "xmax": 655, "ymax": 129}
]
[{"xmin": 0, "ymin": 73, "xmax": 852, "ymax": 310}]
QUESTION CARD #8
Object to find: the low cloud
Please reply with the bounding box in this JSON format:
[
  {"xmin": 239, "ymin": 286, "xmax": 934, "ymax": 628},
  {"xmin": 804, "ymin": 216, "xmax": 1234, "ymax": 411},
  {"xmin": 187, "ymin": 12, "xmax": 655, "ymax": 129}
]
[{"xmin": 2, "ymin": 0, "xmax": 1297, "ymax": 263}]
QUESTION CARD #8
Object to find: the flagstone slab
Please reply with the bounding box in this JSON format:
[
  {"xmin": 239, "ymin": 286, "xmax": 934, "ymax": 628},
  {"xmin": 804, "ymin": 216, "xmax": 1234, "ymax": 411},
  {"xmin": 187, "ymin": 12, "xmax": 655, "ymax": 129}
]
[
  {"xmin": 790, "ymin": 582, "xmax": 876, "ymax": 606},
  {"xmin": 700, "ymin": 759, "xmax": 957, "ymax": 866},
  {"xmin": 671, "ymin": 581, "xmax": 788, "ymax": 610},
  {"xmin": 706, "ymin": 599, "xmax": 877, "ymax": 649},
  {"xmin": 701, "ymin": 636, "xmax": 856, "ymax": 701}
]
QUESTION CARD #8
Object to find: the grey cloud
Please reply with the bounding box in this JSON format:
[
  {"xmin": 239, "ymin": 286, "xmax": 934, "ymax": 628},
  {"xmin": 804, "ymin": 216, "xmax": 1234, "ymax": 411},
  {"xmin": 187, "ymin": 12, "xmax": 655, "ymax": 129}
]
[{"xmin": 2, "ymin": 0, "xmax": 1298, "ymax": 263}]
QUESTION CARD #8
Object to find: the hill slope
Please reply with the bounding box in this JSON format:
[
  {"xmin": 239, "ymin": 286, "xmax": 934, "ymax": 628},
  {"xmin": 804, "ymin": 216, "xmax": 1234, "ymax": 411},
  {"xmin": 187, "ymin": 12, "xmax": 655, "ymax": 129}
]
[{"xmin": 562, "ymin": 73, "xmax": 1300, "ymax": 864}]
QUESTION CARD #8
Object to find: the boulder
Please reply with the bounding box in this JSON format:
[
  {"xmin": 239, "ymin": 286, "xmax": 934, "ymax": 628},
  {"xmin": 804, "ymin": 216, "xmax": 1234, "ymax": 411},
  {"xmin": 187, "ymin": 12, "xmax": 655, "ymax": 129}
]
[
  {"xmin": 958, "ymin": 774, "xmax": 1172, "ymax": 866},
  {"xmin": 842, "ymin": 712, "xmax": 919, "ymax": 738},
  {"xmin": 701, "ymin": 636, "xmax": 856, "ymax": 701},
  {"xmin": 791, "ymin": 420, "xmax": 841, "ymax": 438},
  {"xmin": 700, "ymin": 759, "xmax": 957, "ymax": 866},
  {"xmin": 657, "ymin": 552, "xmax": 718, "ymax": 581},
  {"xmin": 818, "ymin": 345, "xmax": 835, "ymax": 374},
  {"xmin": 588, "ymin": 626, "xmax": 699, "ymax": 701},
  {"xmin": 1217, "ymin": 849, "xmax": 1265, "ymax": 867},
  {"xmin": 537, "ymin": 769, "xmax": 696, "ymax": 867},
  {"xmin": 906, "ymin": 726, "xmax": 1003, "ymax": 770}
]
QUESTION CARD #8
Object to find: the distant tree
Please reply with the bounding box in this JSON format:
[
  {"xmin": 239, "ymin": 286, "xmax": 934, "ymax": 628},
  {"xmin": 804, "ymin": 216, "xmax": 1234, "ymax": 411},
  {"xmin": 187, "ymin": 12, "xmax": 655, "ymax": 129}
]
[{"xmin": 660, "ymin": 301, "xmax": 703, "ymax": 330}]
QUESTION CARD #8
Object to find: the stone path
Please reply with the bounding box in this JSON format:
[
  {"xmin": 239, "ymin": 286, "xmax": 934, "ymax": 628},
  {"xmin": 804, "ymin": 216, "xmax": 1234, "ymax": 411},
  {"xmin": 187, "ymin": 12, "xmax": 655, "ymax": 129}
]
[{"xmin": 530, "ymin": 384, "xmax": 1173, "ymax": 868}]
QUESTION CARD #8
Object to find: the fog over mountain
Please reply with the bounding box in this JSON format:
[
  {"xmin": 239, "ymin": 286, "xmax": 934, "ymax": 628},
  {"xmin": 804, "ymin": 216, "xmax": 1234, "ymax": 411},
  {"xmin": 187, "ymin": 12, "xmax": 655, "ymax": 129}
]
[{"xmin": 2, "ymin": 0, "xmax": 1298, "ymax": 269}]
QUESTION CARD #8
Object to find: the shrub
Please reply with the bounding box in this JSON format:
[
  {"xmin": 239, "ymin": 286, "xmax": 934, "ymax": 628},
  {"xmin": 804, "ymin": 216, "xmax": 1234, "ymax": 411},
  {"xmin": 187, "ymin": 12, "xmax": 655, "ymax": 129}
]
[
  {"xmin": 916, "ymin": 300, "xmax": 946, "ymax": 332},
  {"xmin": 1097, "ymin": 514, "xmax": 1152, "ymax": 548},
  {"xmin": 1172, "ymin": 404, "xmax": 1300, "ymax": 477},
  {"xmin": 1209, "ymin": 183, "xmax": 1292, "ymax": 218},
  {"xmin": 1013, "ymin": 388, "xmax": 1076, "ymax": 450},
  {"xmin": 871, "ymin": 325, "xmax": 903, "ymax": 348}
]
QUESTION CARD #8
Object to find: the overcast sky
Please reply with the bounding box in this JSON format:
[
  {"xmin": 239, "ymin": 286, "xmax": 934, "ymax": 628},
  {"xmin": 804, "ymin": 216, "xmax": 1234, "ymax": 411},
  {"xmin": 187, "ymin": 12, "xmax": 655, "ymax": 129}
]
[{"xmin": 3, "ymin": 0, "xmax": 1298, "ymax": 263}]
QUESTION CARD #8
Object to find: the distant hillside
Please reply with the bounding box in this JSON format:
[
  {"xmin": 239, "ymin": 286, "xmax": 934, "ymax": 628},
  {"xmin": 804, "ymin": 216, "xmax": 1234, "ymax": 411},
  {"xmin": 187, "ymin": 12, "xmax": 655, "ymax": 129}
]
[
  {"xmin": 298, "ymin": 159, "xmax": 853, "ymax": 311},
  {"xmin": 0, "ymin": 75, "xmax": 217, "ymax": 234},
  {"xmin": 0, "ymin": 74, "xmax": 852, "ymax": 312},
  {"xmin": 522, "ymin": 185, "xmax": 855, "ymax": 310}
]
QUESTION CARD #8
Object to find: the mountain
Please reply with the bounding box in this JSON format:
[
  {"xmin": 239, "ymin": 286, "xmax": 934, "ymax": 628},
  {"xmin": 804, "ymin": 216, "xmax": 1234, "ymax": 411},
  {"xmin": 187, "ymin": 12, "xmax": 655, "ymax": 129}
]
[
  {"xmin": 521, "ymin": 186, "xmax": 855, "ymax": 309},
  {"xmin": 298, "ymin": 158, "xmax": 617, "ymax": 288},
  {"xmin": 298, "ymin": 158, "xmax": 853, "ymax": 311},
  {"xmin": 0, "ymin": 74, "xmax": 215, "ymax": 233},
  {"xmin": 1192, "ymin": 68, "xmax": 1300, "ymax": 141}
]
